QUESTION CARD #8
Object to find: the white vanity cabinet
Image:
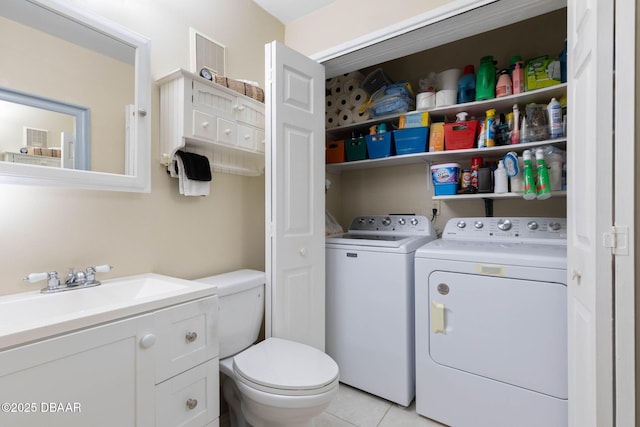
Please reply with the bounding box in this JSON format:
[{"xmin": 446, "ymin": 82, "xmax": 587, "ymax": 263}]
[
  {"xmin": 0, "ymin": 296, "xmax": 219, "ymax": 427},
  {"xmin": 159, "ymin": 69, "xmax": 265, "ymax": 176}
]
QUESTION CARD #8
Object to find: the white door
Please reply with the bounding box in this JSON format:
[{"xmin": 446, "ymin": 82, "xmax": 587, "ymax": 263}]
[
  {"xmin": 265, "ymin": 41, "xmax": 326, "ymax": 350},
  {"xmin": 567, "ymin": 1, "xmax": 614, "ymax": 426}
]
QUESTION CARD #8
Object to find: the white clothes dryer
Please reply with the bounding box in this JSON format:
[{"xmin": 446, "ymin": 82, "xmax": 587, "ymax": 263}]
[
  {"xmin": 326, "ymin": 215, "xmax": 437, "ymax": 406},
  {"xmin": 414, "ymin": 217, "xmax": 567, "ymax": 427}
]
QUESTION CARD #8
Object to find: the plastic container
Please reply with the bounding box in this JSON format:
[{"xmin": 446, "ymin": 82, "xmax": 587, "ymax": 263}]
[
  {"xmin": 345, "ymin": 137, "xmax": 367, "ymax": 161},
  {"xmin": 365, "ymin": 132, "xmax": 394, "ymax": 159},
  {"xmin": 511, "ymin": 104, "xmax": 521, "ymax": 144},
  {"xmin": 512, "ymin": 61, "xmax": 525, "ymax": 94},
  {"xmin": 547, "ymin": 97, "xmax": 563, "ymax": 138},
  {"xmin": 493, "ymin": 160, "xmax": 508, "ymax": 193},
  {"xmin": 522, "ymin": 149, "xmax": 537, "ymax": 200},
  {"xmin": 402, "ymin": 111, "xmax": 430, "ymax": 128},
  {"xmin": 362, "ymin": 68, "xmax": 393, "ymax": 94},
  {"xmin": 444, "ymin": 120, "xmax": 479, "ymax": 150},
  {"xmin": 457, "ymin": 65, "xmax": 476, "ymax": 104},
  {"xmin": 535, "ymin": 148, "xmax": 552, "ymax": 199},
  {"xmin": 485, "ymin": 109, "xmax": 496, "ymax": 147},
  {"xmin": 431, "ymin": 162, "xmax": 460, "ymax": 196},
  {"xmin": 326, "ymin": 140, "xmax": 345, "ymax": 164},
  {"xmin": 476, "ymin": 55, "xmax": 496, "ymax": 101},
  {"xmin": 496, "ymin": 69, "xmax": 513, "ymax": 98},
  {"xmin": 393, "ymin": 127, "xmax": 429, "ymax": 155}
]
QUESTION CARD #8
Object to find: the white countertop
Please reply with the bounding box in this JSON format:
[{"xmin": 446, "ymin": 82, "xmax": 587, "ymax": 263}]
[{"xmin": 0, "ymin": 273, "xmax": 217, "ymax": 351}]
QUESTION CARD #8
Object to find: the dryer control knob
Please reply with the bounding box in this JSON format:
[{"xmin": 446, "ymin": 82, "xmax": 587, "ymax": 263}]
[
  {"xmin": 497, "ymin": 219, "xmax": 512, "ymax": 231},
  {"xmin": 474, "ymin": 221, "xmax": 484, "ymax": 229},
  {"xmin": 382, "ymin": 217, "xmax": 392, "ymax": 226},
  {"xmin": 368, "ymin": 218, "xmax": 376, "ymax": 224},
  {"xmin": 456, "ymin": 220, "xmax": 466, "ymax": 229},
  {"xmin": 410, "ymin": 218, "xmax": 419, "ymax": 226},
  {"xmin": 527, "ymin": 221, "xmax": 539, "ymax": 230},
  {"xmin": 549, "ymin": 221, "xmax": 562, "ymax": 231},
  {"xmin": 398, "ymin": 218, "xmax": 406, "ymax": 225}
]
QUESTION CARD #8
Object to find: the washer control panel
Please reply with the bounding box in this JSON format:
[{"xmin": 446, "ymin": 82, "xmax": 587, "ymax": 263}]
[
  {"xmin": 349, "ymin": 215, "xmax": 432, "ymax": 235},
  {"xmin": 444, "ymin": 217, "xmax": 567, "ymax": 243}
]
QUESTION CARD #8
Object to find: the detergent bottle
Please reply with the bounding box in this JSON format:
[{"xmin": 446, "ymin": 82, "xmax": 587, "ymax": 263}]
[
  {"xmin": 475, "ymin": 55, "xmax": 496, "ymax": 101},
  {"xmin": 457, "ymin": 65, "xmax": 476, "ymax": 103}
]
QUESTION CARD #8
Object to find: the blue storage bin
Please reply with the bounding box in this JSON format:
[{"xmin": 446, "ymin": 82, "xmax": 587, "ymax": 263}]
[
  {"xmin": 393, "ymin": 127, "xmax": 429, "ymax": 155},
  {"xmin": 365, "ymin": 132, "xmax": 394, "ymax": 159}
]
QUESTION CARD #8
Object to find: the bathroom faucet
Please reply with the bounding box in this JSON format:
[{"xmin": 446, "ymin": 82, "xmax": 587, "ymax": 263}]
[{"xmin": 25, "ymin": 265, "xmax": 113, "ymax": 293}]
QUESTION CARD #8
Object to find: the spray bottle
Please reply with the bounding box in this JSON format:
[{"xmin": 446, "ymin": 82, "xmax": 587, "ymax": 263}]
[
  {"xmin": 535, "ymin": 148, "xmax": 552, "ymax": 199},
  {"xmin": 485, "ymin": 109, "xmax": 496, "ymax": 147},
  {"xmin": 522, "ymin": 149, "xmax": 537, "ymax": 200}
]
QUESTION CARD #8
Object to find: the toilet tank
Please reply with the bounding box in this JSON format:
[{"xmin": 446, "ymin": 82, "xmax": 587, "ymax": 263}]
[{"xmin": 194, "ymin": 269, "xmax": 265, "ymax": 359}]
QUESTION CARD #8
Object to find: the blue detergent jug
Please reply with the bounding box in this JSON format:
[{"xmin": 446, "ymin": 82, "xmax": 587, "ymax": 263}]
[{"xmin": 457, "ymin": 65, "xmax": 476, "ymax": 104}]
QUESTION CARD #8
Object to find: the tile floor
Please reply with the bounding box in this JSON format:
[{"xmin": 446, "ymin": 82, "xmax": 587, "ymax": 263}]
[
  {"xmin": 219, "ymin": 382, "xmax": 447, "ymax": 427},
  {"xmin": 316, "ymin": 383, "xmax": 446, "ymax": 427}
]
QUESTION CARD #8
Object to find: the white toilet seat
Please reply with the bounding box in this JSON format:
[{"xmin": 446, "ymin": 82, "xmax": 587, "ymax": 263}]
[{"xmin": 233, "ymin": 337, "xmax": 339, "ymax": 396}]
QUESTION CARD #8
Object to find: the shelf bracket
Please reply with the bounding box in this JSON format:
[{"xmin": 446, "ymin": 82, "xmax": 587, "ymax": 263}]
[{"xmin": 483, "ymin": 198, "xmax": 494, "ymax": 217}]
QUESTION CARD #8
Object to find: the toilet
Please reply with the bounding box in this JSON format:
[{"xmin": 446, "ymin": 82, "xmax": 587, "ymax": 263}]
[{"xmin": 195, "ymin": 269, "xmax": 339, "ymax": 427}]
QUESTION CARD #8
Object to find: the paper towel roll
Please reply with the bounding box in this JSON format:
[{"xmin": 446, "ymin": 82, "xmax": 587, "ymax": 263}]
[
  {"xmin": 341, "ymin": 71, "xmax": 364, "ymax": 82},
  {"xmin": 342, "ymin": 78, "xmax": 361, "ymax": 95},
  {"xmin": 435, "ymin": 89, "xmax": 457, "ymax": 107},
  {"xmin": 326, "ymin": 95, "xmax": 338, "ymax": 113},
  {"xmin": 416, "ymin": 92, "xmax": 436, "ymax": 110},
  {"xmin": 331, "ymin": 82, "xmax": 344, "ymax": 97},
  {"xmin": 436, "ymin": 68, "xmax": 462, "ymax": 91},
  {"xmin": 326, "ymin": 112, "xmax": 339, "ymax": 128},
  {"xmin": 353, "ymin": 108, "xmax": 370, "ymax": 123},
  {"xmin": 338, "ymin": 109, "xmax": 354, "ymax": 126},
  {"xmin": 326, "ymin": 77, "xmax": 339, "ymax": 88},
  {"xmin": 336, "ymin": 94, "xmax": 351, "ymax": 110},
  {"xmin": 349, "ymin": 88, "xmax": 368, "ymax": 109}
]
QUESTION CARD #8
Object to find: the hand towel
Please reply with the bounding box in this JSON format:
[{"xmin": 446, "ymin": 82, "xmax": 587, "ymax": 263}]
[{"xmin": 171, "ymin": 150, "xmax": 212, "ymax": 196}]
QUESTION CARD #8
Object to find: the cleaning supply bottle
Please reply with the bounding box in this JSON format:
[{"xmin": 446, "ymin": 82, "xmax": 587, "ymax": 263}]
[
  {"xmin": 522, "ymin": 149, "xmax": 537, "ymax": 200},
  {"xmin": 470, "ymin": 156, "xmax": 483, "ymax": 189},
  {"xmin": 457, "ymin": 65, "xmax": 476, "ymax": 103},
  {"xmin": 485, "ymin": 109, "xmax": 496, "ymax": 147},
  {"xmin": 496, "ymin": 69, "xmax": 513, "ymax": 98},
  {"xmin": 493, "ymin": 160, "xmax": 508, "ymax": 194},
  {"xmin": 512, "ymin": 61, "xmax": 525, "ymax": 94},
  {"xmin": 503, "ymin": 152, "xmax": 522, "ymax": 192},
  {"xmin": 535, "ymin": 148, "xmax": 552, "ymax": 199},
  {"xmin": 511, "ymin": 104, "xmax": 520, "ymax": 144},
  {"xmin": 476, "ymin": 55, "xmax": 496, "ymax": 101},
  {"xmin": 547, "ymin": 97, "xmax": 563, "ymax": 138}
]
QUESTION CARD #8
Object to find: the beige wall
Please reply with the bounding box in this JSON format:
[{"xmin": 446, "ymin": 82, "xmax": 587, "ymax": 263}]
[{"xmin": 0, "ymin": 0, "xmax": 283, "ymax": 296}]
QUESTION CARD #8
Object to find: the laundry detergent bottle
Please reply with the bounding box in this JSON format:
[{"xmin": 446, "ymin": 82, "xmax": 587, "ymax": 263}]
[
  {"xmin": 457, "ymin": 64, "xmax": 476, "ymax": 103},
  {"xmin": 522, "ymin": 149, "xmax": 537, "ymax": 200},
  {"xmin": 476, "ymin": 55, "xmax": 496, "ymax": 101}
]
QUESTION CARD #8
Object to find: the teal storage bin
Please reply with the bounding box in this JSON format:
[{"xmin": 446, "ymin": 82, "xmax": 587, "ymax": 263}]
[
  {"xmin": 393, "ymin": 127, "xmax": 429, "ymax": 155},
  {"xmin": 345, "ymin": 137, "xmax": 367, "ymax": 161},
  {"xmin": 365, "ymin": 132, "xmax": 395, "ymax": 159}
]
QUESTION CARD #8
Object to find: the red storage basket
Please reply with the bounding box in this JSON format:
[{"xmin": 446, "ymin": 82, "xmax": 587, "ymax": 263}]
[
  {"xmin": 444, "ymin": 120, "xmax": 479, "ymax": 150},
  {"xmin": 326, "ymin": 140, "xmax": 345, "ymax": 164}
]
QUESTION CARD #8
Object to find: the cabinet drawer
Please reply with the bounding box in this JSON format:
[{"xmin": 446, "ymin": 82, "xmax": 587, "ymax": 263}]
[
  {"xmin": 192, "ymin": 110, "xmax": 216, "ymax": 140},
  {"xmin": 154, "ymin": 296, "xmax": 218, "ymax": 383},
  {"xmin": 256, "ymin": 129, "xmax": 265, "ymax": 153},
  {"xmin": 237, "ymin": 124, "xmax": 257, "ymax": 150},
  {"xmin": 193, "ymin": 81, "xmax": 235, "ymax": 118},
  {"xmin": 156, "ymin": 358, "xmax": 219, "ymax": 427},
  {"xmin": 235, "ymin": 98, "xmax": 265, "ymax": 128},
  {"xmin": 216, "ymin": 117, "xmax": 237, "ymax": 146}
]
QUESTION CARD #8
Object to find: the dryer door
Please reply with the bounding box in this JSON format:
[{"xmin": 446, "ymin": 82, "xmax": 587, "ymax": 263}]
[{"xmin": 428, "ymin": 270, "xmax": 567, "ymax": 399}]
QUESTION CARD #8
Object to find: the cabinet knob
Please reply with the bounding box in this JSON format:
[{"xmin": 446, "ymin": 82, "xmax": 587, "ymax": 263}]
[
  {"xmin": 244, "ymin": 134, "xmax": 251, "ymax": 140},
  {"xmin": 202, "ymin": 121, "xmax": 209, "ymax": 128},
  {"xmin": 186, "ymin": 398, "xmax": 198, "ymax": 410},
  {"xmin": 185, "ymin": 331, "xmax": 198, "ymax": 342},
  {"xmin": 139, "ymin": 334, "xmax": 156, "ymax": 349},
  {"xmin": 224, "ymin": 128, "xmax": 231, "ymax": 135}
]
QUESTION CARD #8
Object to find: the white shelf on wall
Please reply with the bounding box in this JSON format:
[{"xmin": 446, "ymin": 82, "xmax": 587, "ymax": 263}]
[{"xmin": 433, "ymin": 190, "xmax": 567, "ymax": 201}]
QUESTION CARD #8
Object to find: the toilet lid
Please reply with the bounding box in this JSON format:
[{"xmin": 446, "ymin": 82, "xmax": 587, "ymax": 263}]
[{"xmin": 233, "ymin": 337, "xmax": 339, "ymax": 395}]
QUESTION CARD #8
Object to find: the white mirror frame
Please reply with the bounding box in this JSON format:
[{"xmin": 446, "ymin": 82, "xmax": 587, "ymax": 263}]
[{"xmin": 0, "ymin": 0, "xmax": 151, "ymax": 192}]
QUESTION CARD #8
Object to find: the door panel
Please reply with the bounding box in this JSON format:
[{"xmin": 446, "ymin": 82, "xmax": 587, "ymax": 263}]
[
  {"xmin": 428, "ymin": 271, "xmax": 567, "ymax": 399},
  {"xmin": 567, "ymin": 1, "xmax": 614, "ymax": 426},
  {"xmin": 265, "ymin": 41, "xmax": 325, "ymax": 350}
]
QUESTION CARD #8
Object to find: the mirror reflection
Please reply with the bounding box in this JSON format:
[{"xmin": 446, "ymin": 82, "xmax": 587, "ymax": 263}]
[{"xmin": 0, "ymin": 0, "xmax": 135, "ymax": 175}]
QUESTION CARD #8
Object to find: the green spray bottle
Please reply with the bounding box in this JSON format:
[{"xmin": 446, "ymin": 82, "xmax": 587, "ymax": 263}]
[
  {"xmin": 535, "ymin": 148, "xmax": 552, "ymax": 200},
  {"xmin": 522, "ymin": 149, "xmax": 537, "ymax": 200}
]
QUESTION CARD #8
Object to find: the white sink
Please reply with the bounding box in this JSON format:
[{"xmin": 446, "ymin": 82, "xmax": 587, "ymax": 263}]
[{"xmin": 0, "ymin": 273, "xmax": 216, "ymax": 350}]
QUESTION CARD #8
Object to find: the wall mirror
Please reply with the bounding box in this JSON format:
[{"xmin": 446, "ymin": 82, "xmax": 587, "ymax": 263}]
[{"xmin": 0, "ymin": 0, "xmax": 150, "ymax": 192}]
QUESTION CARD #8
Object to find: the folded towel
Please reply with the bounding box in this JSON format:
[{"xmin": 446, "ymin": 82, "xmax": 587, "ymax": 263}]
[
  {"xmin": 176, "ymin": 150, "xmax": 212, "ymax": 181},
  {"xmin": 171, "ymin": 150, "xmax": 212, "ymax": 196}
]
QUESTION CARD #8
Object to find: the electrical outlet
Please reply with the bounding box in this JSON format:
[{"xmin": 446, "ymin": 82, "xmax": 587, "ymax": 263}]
[{"xmin": 431, "ymin": 200, "xmax": 441, "ymax": 216}]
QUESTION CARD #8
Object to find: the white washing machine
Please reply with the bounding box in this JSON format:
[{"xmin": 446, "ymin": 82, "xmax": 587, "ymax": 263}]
[
  {"xmin": 326, "ymin": 215, "xmax": 437, "ymax": 406},
  {"xmin": 415, "ymin": 217, "xmax": 567, "ymax": 427}
]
